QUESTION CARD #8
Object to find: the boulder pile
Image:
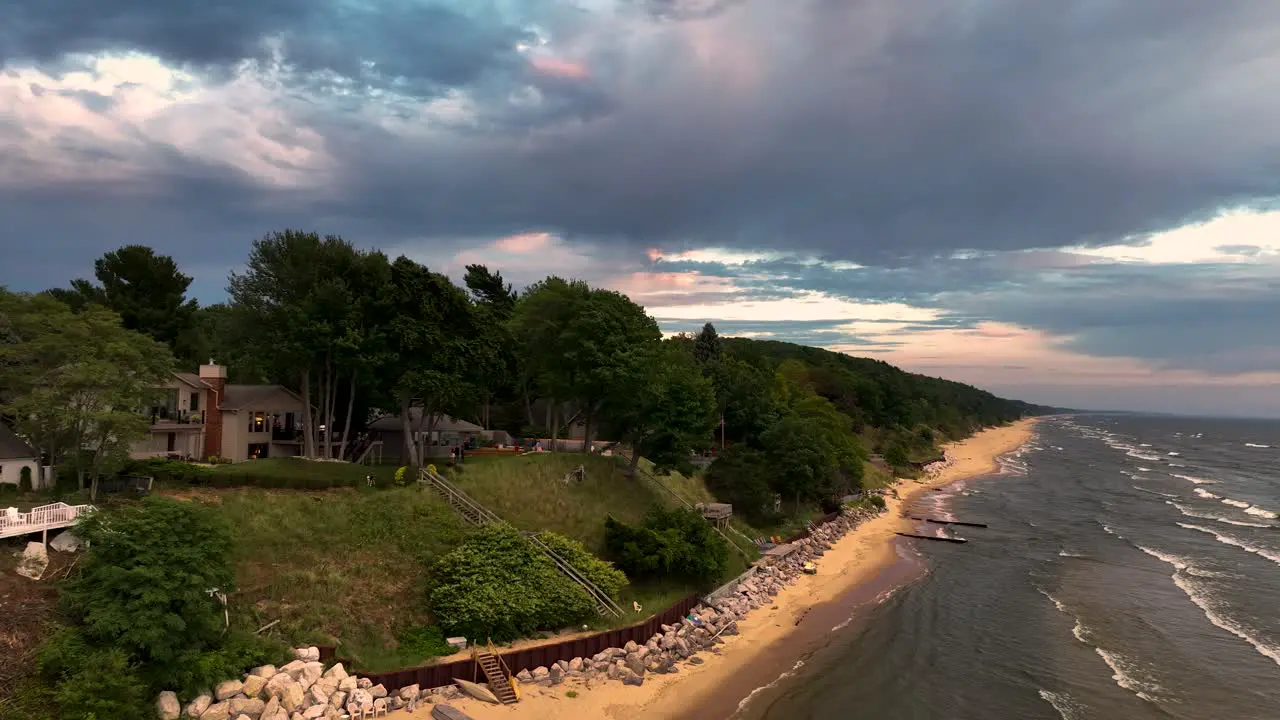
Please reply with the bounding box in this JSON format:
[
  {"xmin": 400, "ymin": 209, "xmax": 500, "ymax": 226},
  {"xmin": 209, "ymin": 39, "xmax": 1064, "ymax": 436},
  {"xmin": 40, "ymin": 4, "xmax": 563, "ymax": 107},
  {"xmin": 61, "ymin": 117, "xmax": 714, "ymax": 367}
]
[
  {"xmin": 156, "ymin": 506, "xmax": 883, "ymax": 717},
  {"xmin": 155, "ymin": 647, "xmax": 453, "ymax": 720}
]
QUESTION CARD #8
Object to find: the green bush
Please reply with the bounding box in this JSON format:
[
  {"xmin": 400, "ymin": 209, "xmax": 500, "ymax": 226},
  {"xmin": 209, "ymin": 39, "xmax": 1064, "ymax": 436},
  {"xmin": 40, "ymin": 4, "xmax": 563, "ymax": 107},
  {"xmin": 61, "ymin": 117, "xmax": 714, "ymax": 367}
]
[
  {"xmin": 604, "ymin": 507, "xmax": 729, "ymax": 584},
  {"xmin": 395, "ymin": 625, "xmax": 454, "ymax": 659},
  {"xmin": 428, "ymin": 524, "xmax": 596, "ymax": 642},
  {"xmin": 41, "ymin": 496, "xmax": 280, "ymax": 700},
  {"xmin": 19, "ymin": 465, "xmax": 33, "ymax": 492},
  {"xmin": 868, "ymin": 494, "xmax": 886, "ymax": 510},
  {"xmin": 883, "ymin": 443, "xmax": 910, "ymax": 468},
  {"xmin": 50, "ymin": 648, "xmax": 150, "ymax": 720},
  {"xmin": 537, "ymin": 532, "xmax": 628, "ymax": 598}
]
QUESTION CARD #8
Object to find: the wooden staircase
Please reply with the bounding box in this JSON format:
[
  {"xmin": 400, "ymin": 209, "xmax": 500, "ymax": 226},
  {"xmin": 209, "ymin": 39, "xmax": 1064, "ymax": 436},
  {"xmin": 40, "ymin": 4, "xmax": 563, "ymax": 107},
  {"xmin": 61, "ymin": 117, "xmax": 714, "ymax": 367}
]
[
  {"xmin": 523, "ymin": 532, "xmax": 624, "ymax": 618},
  {"xmin": 474, "ymin": 649, "xmax": 519, "ymax": 705},
  {"xmin": 420, "ymin": 469, "xmax": 624, "ymax": 618},
  {"xmin": 419, "ymin": 469, "xmax": 502, "ymax": 526}
]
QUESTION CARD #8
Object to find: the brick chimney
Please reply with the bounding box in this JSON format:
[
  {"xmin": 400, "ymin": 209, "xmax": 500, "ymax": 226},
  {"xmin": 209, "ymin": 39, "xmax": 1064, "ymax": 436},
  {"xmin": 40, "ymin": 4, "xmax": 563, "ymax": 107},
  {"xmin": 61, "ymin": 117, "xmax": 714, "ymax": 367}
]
[{"xmin": 199, "ymin": 363, "xmax": 227, "ymax": 460}]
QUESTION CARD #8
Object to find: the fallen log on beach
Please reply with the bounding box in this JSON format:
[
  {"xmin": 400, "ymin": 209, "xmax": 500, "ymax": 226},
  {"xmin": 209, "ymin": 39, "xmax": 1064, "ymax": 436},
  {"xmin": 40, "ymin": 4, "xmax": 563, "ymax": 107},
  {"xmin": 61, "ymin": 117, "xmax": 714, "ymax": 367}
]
[
  {"xmin": 909, "ymin": 517, "xmax": 989, "ymax": 528},
  {"xmin": 896, "ymin": 532, "xmax": 967, "ymax": 544}
]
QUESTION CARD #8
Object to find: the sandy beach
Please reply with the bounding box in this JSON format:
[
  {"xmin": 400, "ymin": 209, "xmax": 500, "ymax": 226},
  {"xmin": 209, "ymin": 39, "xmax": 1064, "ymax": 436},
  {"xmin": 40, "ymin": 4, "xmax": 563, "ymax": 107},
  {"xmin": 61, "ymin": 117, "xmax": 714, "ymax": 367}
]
[{"xmin": 416, "ymin": 418, "xmax": 1038, "ymax": 720}]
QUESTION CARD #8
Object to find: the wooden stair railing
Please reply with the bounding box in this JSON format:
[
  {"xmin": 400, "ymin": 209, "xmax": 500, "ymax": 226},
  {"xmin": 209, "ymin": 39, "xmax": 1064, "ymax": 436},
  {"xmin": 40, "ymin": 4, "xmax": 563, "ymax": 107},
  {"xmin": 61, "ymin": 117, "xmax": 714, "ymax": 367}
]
[{"xmin": 474, "ymin": 647, "xmax": 519, "ymax": 705}]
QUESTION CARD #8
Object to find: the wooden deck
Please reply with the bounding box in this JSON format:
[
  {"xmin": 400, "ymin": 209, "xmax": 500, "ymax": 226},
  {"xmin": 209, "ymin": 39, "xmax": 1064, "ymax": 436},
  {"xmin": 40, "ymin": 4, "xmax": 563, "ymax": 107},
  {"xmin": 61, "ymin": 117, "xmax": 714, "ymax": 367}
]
[{"xmin": 0, "ymin": 502, "xmax": 94, "ymax": 540}]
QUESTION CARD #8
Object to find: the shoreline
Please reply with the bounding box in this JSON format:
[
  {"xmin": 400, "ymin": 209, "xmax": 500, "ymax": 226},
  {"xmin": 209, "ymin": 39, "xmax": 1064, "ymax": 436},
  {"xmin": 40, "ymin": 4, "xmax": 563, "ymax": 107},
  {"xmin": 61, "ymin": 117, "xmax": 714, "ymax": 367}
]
[{"xmin": 418, "ymin": 418, "xmax": 1038, "ymax": 720}]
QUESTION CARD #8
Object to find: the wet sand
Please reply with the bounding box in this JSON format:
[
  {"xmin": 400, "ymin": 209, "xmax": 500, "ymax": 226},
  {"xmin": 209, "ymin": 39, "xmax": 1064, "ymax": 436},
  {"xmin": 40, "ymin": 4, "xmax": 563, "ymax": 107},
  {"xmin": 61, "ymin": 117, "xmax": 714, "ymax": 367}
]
[{"xmin": 412, "ymin": 418, "xmax": 1038, "ymax": 720}]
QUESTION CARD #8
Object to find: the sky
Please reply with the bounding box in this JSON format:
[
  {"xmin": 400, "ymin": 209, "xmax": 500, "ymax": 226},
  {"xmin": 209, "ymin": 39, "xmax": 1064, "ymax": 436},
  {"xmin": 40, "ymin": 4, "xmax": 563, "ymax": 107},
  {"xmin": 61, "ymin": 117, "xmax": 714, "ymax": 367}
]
[{"xmin": 2, "ymin": 0, "xmax": 1279, "ymax": 417}]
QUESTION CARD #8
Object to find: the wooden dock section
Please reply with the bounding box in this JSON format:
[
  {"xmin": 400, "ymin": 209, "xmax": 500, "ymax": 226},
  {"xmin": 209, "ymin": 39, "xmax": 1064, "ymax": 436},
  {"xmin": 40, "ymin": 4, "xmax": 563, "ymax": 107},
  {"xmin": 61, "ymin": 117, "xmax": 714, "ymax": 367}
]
[{"xmin": 896, "ymin": 532, "xmax": 968, "ymax": 544}]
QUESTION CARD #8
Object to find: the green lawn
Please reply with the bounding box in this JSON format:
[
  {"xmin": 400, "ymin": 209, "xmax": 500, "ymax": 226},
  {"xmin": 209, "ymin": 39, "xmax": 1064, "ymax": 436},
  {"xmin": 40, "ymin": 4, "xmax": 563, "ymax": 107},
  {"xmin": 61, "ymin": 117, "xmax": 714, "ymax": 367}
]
[{"xmin": 210, "ymin": 457, "xmax": 401, "ymax": 485}]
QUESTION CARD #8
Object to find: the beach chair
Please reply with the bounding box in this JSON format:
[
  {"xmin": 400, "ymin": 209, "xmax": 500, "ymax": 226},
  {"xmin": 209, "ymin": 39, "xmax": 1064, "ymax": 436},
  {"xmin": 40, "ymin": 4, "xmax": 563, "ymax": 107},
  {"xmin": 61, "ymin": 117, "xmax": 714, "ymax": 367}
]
[
  {"xmin": 346, "ymin": 702, "xmax": 366, "ymax": 719},
  {"xmin": 372, "ymin": 698, "xmax": 389, "ymax": 716}
]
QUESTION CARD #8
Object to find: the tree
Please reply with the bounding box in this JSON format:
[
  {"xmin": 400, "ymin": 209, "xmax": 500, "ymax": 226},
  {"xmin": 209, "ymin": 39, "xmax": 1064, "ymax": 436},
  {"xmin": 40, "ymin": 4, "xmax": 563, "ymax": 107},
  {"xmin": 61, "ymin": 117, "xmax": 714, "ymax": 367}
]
[
  {"xmin": 384, "ymin": 257, "xmax": 486, "ymax": 466},
  {"xmin": 604, "ymin": 507, "xmax": 729, "ymax": 583},
  {"xmin": 464, "ymin": 265, "xmax": 519, "ymax": 429},
  {"xmin": 54, "ymin": 245, "xmax": 202, "ymax": 363},
  {"xmin": 0, "ymin": 290, "xmax": 173, "ymax": 500},
  {"xmin": 601, "ymin": 341, "xmax": 717, "ymax": 475},
  {"xmin": 704, "ymin": 445, "xmax": 776, "ymax": 523},
  {"xmin": 463, "ymin": 264, "xmax": 518, "ymax": 319},
  {"xmin": 507, "ymin": 277, "xmax": 592, "ymax": 446},
  {"xmin": 229, "ymin": 231, "xmax": 380, "ymax": 458},
  {"xmin": 711, "ymin": 356, "xmax": 782, "ymax": 448},
  {"xmin": 693, "ymin": 322, "xmax": 722, "ymax": 366}
]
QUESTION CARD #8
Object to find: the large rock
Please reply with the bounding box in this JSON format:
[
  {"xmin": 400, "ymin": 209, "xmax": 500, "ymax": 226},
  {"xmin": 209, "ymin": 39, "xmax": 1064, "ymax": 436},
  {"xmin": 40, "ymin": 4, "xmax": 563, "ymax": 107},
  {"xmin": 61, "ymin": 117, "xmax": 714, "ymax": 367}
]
[
  {"xmin": 228, "ymin": 697, "xmax": 264, "ymax": 717},
  {"xmin": 568, "ymin": 657, "xmax": 583, "ymax": 672},
  {"xmin": 49, "ymin": 529, "xmax": 85, "ymax": 553},
  {"xmin": 242, "ymin": 674, "xmax": 268, "ymax": 699},
  {"xmin": 302, "ymin": 706, "xmax": 327, "ymax": 719},
  {"xmin": 293, "ymin": 647, "xmax": 321, "ymax": 662},
  {"xmin": 279, "ymin": 682, "xmax": 305, "ymax": 712},
  {"xmin": 200, "ymin": 701, "xmax": 231, "ymax": 720},
  {"xmin": 397, "ymin": 684, "xmax": 420, "ymax": 700},
  {"xmin": 16, "ymin": 542, "xmax": 48, "ymax": 580},
  {"xmin": 337, "ymin": 676, "xmax": 357, "ymax": 693},
  {"xmin": 215, "ymin": 680, "xmax": 244, "ymax": 701},
  {"xmin": 184, "ymin": 695, "xmax": 212, "ymax": 719},
  {"xmin": 296, "ymin": 662, "xmax": 324, "ymax": 691},
  {"xmin": 266, "ymin": 673, "xmax": 298, "ymax": 699},
  {"xmin": 369, "ymin": 684, "xmax": 387, "ymax": 699},
  {"xmin": 320, "ymin": 663, "xmax": 347, "ymax": 684},
  {"xmin": 251, "ymin": 665, "xmax": 278, "ymax": 680},
  {"xmin": 156, "ymin": 691, "xmax": 181, "ymax": 720}
]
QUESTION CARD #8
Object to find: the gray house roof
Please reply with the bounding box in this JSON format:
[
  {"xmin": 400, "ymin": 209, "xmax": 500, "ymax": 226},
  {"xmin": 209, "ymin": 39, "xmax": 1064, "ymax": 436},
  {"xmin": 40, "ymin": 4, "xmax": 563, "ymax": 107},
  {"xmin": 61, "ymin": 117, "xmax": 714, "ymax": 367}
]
[
  {"xmin": 221, "ymin": 384, "xmax": 305, "ymax": 411},
  {"xmin": 368, "ymin": 410, "xmax": 484, "ymax": 434},
  {"xmin": 0, "ymin": 423, "xmax": 37, "ymax": 460},
  {"xmin": 174, "ymin": 372, "xmax": 211, "ymax": 389}
]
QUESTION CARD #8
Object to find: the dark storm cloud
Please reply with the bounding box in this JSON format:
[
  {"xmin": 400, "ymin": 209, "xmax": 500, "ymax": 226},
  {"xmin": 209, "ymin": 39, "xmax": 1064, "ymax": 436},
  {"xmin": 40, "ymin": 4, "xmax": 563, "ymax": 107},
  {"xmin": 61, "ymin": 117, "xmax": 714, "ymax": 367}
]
[
  {"xmin": 306, "ymin": 0, "xmax": 1280, "ymax": 265},
  {"xmin": 1, "ymin": 0, "xmax": 544, "ymax": 96}
]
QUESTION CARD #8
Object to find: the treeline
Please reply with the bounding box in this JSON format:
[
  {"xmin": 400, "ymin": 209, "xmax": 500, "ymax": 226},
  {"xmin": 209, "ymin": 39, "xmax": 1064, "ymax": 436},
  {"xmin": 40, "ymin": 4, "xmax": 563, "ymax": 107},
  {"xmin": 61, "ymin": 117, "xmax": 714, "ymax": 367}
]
[{"xmin": 8, "ymin": 231, "xmax": 1042, "ymax": 504}]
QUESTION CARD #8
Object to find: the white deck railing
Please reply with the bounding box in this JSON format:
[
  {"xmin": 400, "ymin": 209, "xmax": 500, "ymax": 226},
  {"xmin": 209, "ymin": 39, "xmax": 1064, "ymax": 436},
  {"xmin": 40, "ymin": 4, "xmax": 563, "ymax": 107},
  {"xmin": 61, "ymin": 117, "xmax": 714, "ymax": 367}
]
[{"xmin": 0, "ymin": 502, "xmax": 94, "ymax": 539}]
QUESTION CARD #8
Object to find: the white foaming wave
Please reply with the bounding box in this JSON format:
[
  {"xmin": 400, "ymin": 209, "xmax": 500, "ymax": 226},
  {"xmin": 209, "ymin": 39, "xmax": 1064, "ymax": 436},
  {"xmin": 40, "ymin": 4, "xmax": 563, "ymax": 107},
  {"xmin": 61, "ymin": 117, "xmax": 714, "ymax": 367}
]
[
  {"xmin": 1038, "ymin": 588, "xmax": 1068, "ymax": 614},
  {"xmin": 1136, "ymin": 467, "xmax": 1153, "ymax": 472},
  {"xmin": 1167, "ymin": 501, "xmax": 1270, "ymax": 528},
  {"xmin": 1168, "ymin": 463, "xmax": 1186, "ymax": 468},
  {"xmin": 1245, "ymin": 506, "xmax": 1279, "ymax": 519},
  {"xmin": 1172, "ymin": 473, "xmax": 1214, "ymax": 485},
  {"xmin": 1139, "ymin": 544, "xmax": 1280, "ymax": 667},
  {"xmin": 1038, "ymin": 689, "xmax": 1087, "ymax": 720},
  {"xmin": 1194, "ymin": 488, "xmax": 1221, "ymax": 500},
  {"xmin": 1167, "ymin": 452, "xmax": 1180, "ymax": 456},
  {"xmin": 1059, "ymin": 550, "xmax": 1086, "ymax": 558},
  {"xmin": 1177, "ymin": 523, "xmax": 1280, "ymax": 566},
  {"xmin": 1221, "ymin": 498, "xmax": 1251, "ymax": 509},
  {"xmin": 1171, "ymin": 574, "xmax": 1280, "ymax": 667},
  {"xmin": 1140, "ymin": 443, "xmax": 1152, "ymax": 447},
  {"xmin": 1094, "ymin": 648, "xmax": 1160, "ymax": 703},
  {"xmin": 1127, "ymin": 449, "xmax": 1163, "ymax": 461},
  {"xmin": 735, "ymin": 658, "xmax": 806, "ymax": 714},
  {"xmin": 1136, "ymin": 486, "xmax": 1178, "ymax": 498},
  {"xmin": 1102, "ymin": 524, "xmax": 1124, "ymax": 539},
  {"xmin": 1245, "ymin": 443, "xmax": 1271, "ymax": 449}
]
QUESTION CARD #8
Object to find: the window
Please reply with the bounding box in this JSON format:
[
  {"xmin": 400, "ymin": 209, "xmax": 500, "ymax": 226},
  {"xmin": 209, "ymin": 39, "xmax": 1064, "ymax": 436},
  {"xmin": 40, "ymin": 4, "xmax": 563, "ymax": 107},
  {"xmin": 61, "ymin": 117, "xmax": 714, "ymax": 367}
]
[
  {"xmin": 190, "ymin": 392, "xmax": 200, "ymax": 412},
  {"xmin": 250, "ymin": 412, "xmax": 267, "ymax": 433}
]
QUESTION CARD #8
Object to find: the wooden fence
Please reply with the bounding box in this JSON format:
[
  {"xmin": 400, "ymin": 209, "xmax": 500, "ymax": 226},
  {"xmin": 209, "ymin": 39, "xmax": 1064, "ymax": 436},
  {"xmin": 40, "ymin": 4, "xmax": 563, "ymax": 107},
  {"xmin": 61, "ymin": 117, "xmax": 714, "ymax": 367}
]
[{"xmin": 318, "ymin": 594, "xmax": 702, "ymax": 692}]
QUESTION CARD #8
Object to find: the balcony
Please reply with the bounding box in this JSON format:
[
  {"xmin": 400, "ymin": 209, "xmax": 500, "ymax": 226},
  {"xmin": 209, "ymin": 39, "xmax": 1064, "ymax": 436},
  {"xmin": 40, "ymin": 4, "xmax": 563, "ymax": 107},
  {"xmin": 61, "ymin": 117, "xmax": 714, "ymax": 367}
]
[
  {"xmin": 271, "ymin": 427, "xmax": 302, "ymax": 443},
  {"xmin": 149, "ymin": 407, "xmax": 204, "ymax": 426}
]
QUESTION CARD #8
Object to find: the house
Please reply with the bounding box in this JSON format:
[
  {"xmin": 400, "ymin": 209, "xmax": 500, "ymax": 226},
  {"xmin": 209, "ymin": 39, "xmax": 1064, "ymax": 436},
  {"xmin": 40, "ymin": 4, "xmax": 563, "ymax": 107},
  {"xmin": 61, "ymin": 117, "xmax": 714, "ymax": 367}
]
[
  {"xmin": 0, "ymin": 423, "xmax": 46, "ymax": 489},
  {"xmin": 368, "ymin": 410, "xmax": 486, "ymax": 463},
  {"xmin": 131, "ymin": 364, "xmax": 326, "ymax": 463}
]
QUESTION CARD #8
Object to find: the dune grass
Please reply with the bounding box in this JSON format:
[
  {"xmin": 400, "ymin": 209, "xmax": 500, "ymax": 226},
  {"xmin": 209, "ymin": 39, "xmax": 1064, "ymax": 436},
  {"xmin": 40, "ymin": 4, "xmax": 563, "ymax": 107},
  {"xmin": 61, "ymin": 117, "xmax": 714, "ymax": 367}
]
[
  {"xmin": 210, "ymin": 457, "xmax": 401, "ymax": 484},
  {"xmin": 171, "ymin": 484, "xmax": 471, "ymax": 671}
]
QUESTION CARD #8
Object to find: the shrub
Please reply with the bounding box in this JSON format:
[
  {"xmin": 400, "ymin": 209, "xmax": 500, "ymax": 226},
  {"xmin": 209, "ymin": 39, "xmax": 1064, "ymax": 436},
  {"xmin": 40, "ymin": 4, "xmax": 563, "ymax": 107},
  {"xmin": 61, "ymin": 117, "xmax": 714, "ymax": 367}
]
[
  {"xmin": 604, "ymin": 507, "xmax": 729, "ymax": 584},
  {"xmin": 19, "ymin": 465, "xmax": 33, "ymax": 492},
  {"xmin": 537, "ymin": 532, "xmax": 628, "ymax": 598},
  {"xmin": 868, "ymin": 494, "xmax": 886, "ymax": 510},
  {"xmin": 53, "ymin": 497, "xmax": 257, "ymax": 695},
  {"xmin": 395, "ymin": 625, "xmax": 454, "ymax": 659},
  {"xmin": 429, "ymin": 524, "xmax": 596, "ymax": 642},
  {"xmin": 50, "ymin": 648, "xmax": 149, "ymax": 720},
  {"xmin": 883, "ymin": 443, "xmax": 910, "ymax": 468}
]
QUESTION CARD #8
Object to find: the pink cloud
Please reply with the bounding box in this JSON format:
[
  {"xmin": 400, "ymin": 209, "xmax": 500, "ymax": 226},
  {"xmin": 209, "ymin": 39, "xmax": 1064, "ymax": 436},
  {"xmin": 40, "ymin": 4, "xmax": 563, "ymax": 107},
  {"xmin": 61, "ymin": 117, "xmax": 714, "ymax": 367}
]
[
  {"xmin": 605, "ymin": 271, "xmax": 738, "ymax": 306},
  {"xmin": 492, "ymin": 232, "xmax": 554, "ymax": 254},
  {"xmin": 529, "ymin": 56, "xmax": 590, "ymax": 79}
]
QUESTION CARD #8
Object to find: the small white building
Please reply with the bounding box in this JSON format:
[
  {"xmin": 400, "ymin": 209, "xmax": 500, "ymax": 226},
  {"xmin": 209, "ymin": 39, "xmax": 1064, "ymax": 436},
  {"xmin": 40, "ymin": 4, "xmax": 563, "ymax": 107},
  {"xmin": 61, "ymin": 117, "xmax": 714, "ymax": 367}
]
[{"xmin": 0, "ymin": 423, "xmax": 44, "ymax": 489}]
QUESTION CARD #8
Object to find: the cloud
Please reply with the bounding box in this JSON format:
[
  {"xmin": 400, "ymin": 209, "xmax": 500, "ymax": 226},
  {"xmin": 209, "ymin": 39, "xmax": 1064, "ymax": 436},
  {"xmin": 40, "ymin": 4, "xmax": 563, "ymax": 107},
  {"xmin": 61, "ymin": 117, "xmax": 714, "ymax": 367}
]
[{"xmin": 4, "ymin": 0, "xmax": 1280, "ymax": 415}]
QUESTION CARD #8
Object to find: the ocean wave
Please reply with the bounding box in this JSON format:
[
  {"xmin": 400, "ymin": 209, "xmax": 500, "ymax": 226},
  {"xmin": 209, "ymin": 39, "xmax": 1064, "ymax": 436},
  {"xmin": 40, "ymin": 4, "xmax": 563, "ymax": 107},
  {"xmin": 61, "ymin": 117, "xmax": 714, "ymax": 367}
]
[
  {"xmin": 1244, "ymin": 443, "xmax": 1271, "ymax": 449},
  {"xmin": 1038, "ymin": 588, "xmax": 1068, "ymax": 614},
  {"xmin": 1172, "ymin": 473, "xmax": 1214, "ymax": 485},
  {"xmin": 1094, "ymin": 648, "xmax": 1161, "ymax": 704},
  {"xmin": 1177, "ymin": 523, "xmax": 1280, "ymax": 566},
  {"xmin": 1102, "ymin": 524, "xmax": 1124, "ymax": 539},
  {"xmin": 1194, "ymin": 488, "xmax": 1221, "ymax": 500},
  {"xmin": 1136, "ymin": 467, "xmax": 1154, "ymax": 472},
  {"xmin": 1168, "ymin": 463, "xmax": 1186, "ymax": 468},
  {"xmin": 1136, "ymin": 486, "xmax": 1179, "ymax": 498},
  {"xmin": 1244, "ymin": 506, "xmax": 1279, "ymax": 520},
  {"xmin": 1167, "ymin": 452, "xmax": 1180, "ymax": 456},
  {"xmin": 1221, "ymin": 498, "xmax": 1251, "ymax": 509},
  {"xmin": 1167, "ymin": 501, "xmax": 1270, "ymax": 528},
  {"xmin": 735, "ymin": 658, "xmax": 806, "ymax": 714},
  {"xmin": 1059, "ymin": 550, "xmax": 1087, "ymax": 558},
  {"xmin": 1127, "ymin": 450, "xmax": 1163, "ymax": 461},
  {"xmin": 1038, "ymin": 689, "xmax": 1086, "ymax": 720},
  {"xmin": 1139, "ymin": 544, "xmax": 1280, "ymax": 667}
]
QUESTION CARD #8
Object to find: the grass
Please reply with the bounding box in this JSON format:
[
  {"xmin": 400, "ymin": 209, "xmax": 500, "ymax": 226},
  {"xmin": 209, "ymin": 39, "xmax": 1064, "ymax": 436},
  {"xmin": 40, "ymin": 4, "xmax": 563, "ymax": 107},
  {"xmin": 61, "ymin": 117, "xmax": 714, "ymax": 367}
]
[
  {"xmin": 210, "ymin": 457, "xmax": 402, "ymax": 484},
  {"xmin": 163, "ymin": 484, "xmax": 473, "ymax": 672},
  {"xmin": 860, "ymin": 460, "xmax": 897, "ymax": 490}
]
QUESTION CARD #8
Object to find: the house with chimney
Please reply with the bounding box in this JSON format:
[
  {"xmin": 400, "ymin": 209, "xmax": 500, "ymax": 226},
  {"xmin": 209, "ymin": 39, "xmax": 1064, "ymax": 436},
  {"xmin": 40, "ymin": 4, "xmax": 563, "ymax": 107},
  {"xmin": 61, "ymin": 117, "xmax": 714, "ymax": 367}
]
[{"xmin": 131, "ymin": 363, "xmax": 321, "ymax": 463}]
